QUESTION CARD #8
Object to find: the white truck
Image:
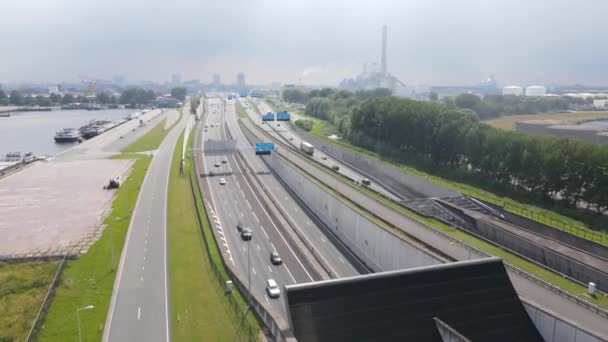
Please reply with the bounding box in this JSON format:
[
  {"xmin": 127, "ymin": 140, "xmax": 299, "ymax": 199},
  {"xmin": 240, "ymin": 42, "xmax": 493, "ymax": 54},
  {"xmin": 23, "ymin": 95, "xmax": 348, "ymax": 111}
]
[{"xmin": 300, "ymin": 141, "xmax": 314, "ymax": 155}]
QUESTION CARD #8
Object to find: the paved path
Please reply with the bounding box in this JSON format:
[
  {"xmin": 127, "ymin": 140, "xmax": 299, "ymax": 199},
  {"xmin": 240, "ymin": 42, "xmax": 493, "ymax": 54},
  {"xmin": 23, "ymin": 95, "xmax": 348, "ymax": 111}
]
[{"xmin": 103, "ymin": 106, "xmax": 188, "ymax": 342}]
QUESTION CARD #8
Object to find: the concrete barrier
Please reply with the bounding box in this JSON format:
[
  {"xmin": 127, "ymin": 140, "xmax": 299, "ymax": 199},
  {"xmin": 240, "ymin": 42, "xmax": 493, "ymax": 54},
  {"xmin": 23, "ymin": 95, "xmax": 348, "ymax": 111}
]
[{"xmin": 264, "ymin": 153, "xmax": 441, "ymax": 272}]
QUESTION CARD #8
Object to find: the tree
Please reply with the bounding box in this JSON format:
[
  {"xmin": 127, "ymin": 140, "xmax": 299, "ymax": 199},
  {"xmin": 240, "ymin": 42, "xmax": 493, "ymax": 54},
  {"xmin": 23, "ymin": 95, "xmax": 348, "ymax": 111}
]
[
  {"xmin": 61, "ymin": 94, "xmax": 74, "ymax": 104},
  {"xmin": 36, "ymin": 95, "xmax": 51, "ymax": 106},
  {"xmin": 49, "ymin": 93, "xmax": 62, "ymax": 104},
  {"xmin": 0, "ymin": 89, "xmax": 7, "ymax": 105},
  {"xmin": 171, "ymin": 87, "xmax": 187, "ymax": 101},
  {"xmin": 429, "ymin": 92, "xmax": 439, "ymax": 101},
  {"xmin": 9, "ymin": 90, "xmax": 24, "ymax": 105}
]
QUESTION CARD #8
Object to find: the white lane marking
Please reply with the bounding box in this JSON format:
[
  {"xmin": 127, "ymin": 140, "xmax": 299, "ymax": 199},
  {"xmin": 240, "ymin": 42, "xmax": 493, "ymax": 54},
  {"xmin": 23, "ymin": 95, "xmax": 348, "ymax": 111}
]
[
  {"xmin": 268, "ymin": 265, "xmax": 273, "ymax": 273},
  {"xmin": 252, "ymin": 267, "xmax": 256, "ymax": 276},
  {"xmin": 339, "ymin": 257, "xmax": 346, "ymax": 264},
  {"xmin": 261, "ymin": 226, "xmax": 270, "ymax": 239},
  {"xmin": 270, "ymin": 242, "xmax": 276, "ymax": 250},
  {"xmin": 242, "ymin": 245, "xmax": 246, "ymax": 252},
  {"xmin": 142, "ymin": 266, "xmax": 145, "ymax": 270},
  {"xmin": 138, "ymin": 306, "xmax": 141, "ymax": 320},
  {"xmin": 141, "ymin": 276, "xmax": 144, "ymax": 282},
  {"xmin": 256, "ymin": 243, "xmax": 261, "ymax": 251},
  {"xmin": 265, "ymin": 295, "xmax": 270, "ymax": 304}
]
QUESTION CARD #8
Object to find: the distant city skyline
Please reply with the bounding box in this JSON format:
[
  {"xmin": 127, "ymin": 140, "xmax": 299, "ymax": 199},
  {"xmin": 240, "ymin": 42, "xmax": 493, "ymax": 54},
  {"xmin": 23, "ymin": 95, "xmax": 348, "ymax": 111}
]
[{"xmin": 2, "ymin": 0, "xmax": 608, "ymax": 86}]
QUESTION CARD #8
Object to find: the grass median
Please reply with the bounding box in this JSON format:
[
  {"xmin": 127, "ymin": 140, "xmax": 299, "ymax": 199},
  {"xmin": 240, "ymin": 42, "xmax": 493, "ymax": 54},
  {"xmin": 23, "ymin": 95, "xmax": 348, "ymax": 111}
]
[
  {"xmin": 168, "ymin": 128, "xmax": 260, "ymax": 341},
  {"xmin": 121, "ymin": 108, "xmax": 183, "ymax": 153}
]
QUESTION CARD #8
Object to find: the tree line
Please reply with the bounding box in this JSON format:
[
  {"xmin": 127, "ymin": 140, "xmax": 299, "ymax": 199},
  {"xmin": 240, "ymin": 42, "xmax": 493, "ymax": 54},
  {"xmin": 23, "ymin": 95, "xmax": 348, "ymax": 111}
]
[
  {"xmin": 448, "ymin": 93, "xmax": 587, "ymax": 120},
  {"xmin": 0, "ymin": 87, "xmax": 187, "ymax": 107},
  {"xmin": 283, "ymin": 87, "xmax": 392, "ymax": 136},
  {"xmin": 349, "ymin": 97, "xmax": 608, "ymax": 215}
]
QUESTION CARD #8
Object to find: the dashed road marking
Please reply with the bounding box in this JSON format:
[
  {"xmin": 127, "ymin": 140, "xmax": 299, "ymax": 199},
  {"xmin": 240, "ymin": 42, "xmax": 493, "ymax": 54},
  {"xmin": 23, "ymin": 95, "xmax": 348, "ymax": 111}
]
[
  {"xmin": 268, "ymin": 265, "xmax": 273, "ymax": 273},
  {"xmin": 138, "ymin": 306, "xmax": 141, "ymax": 320}
]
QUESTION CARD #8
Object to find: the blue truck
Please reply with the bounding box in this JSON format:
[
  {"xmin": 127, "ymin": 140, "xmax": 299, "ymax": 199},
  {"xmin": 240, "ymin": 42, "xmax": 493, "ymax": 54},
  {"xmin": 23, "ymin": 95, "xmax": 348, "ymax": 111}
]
[
  {"xmin": 276, "ymin": 111, "xmax": 291, "ymax": 121},
  {"xmin": 261, "ymin": 112, "xmax": 275, "ymax": 121}
]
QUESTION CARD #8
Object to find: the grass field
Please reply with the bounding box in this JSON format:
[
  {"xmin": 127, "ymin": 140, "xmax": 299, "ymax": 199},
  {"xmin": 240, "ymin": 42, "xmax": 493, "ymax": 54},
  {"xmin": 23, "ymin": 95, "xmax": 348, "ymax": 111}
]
[
  {"xmin": 37, "ymin": 154, "xmax": 151, "ymax": 341},
  {"xmin": 0, "ymin": 260, "xmax": 60, "ymax": 341},
  {"xmin": 168, "ymin": 128, "xmax": 260, "ymax": 341},
  {"xmin": 485, "ymin": 110, "xmax": 608, "ymax": 130}
]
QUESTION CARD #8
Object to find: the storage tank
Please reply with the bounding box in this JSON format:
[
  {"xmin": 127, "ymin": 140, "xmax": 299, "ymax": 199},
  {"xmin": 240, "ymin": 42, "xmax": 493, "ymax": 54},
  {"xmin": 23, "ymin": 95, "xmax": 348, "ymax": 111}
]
[
  {"xmin": 502, "ymin": 86, "xmax": 523, "ymax": 96},
  {"xmin": 525, "ymin": 86, "xmax": 546, "ymax": 97}
]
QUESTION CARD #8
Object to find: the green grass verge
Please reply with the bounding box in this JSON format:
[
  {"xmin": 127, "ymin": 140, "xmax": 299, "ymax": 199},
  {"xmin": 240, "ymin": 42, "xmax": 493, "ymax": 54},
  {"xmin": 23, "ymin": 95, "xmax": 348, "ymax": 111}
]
[
  {"xmin": 37, "ymin": 154, "xmax": 152, "ymax": 341},
  {"xmin": 285, "ymin": 106, "xmax": 608, "ymax": 245},
  {"xmin": 485, "ymin": 110, "xmax": 608, "ymax": 130},
  {"xmin": 168, "ymin": 127, "xmax": 259, "ymax": 341},
  {"xmin": 0, "ymin": 260, "xmax": 60, "ymax": 341},
  {"xmin": 273, "ymin": 102, "xmax": 608, "ymax": 307},
  {"xmin": 121, "ymin": 108, "xmax": 183, "ymax": 153},
  {"xmin": 235, "ymin": 101, "xmax": 248, "ymax": 119},
  {"xmin": 121, "ymin": 119, "xmax": 167, "ymax": 152}
]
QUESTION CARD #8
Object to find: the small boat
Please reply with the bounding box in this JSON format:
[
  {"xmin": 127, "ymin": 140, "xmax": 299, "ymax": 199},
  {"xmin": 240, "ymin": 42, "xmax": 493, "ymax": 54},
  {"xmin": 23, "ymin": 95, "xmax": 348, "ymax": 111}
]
[{"xmin": 54, "ymin": 128, "xmax": 82, "ymax": 143}]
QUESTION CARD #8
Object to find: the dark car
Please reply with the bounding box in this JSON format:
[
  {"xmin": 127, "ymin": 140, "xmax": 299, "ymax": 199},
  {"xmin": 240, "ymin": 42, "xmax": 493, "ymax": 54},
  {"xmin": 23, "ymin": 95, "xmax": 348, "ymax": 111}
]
[
  {"xmin": 270, "ymin": 251, "xmax": 282, "ymax": 265},
  {"xmin": 241, "ymin": 228, "xmax": 252, "ymax": 241}
]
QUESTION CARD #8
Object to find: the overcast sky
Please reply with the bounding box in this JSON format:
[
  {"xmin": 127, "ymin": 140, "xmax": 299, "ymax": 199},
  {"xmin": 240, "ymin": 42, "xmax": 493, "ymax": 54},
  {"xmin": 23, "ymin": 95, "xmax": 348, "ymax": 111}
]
[{"xmin": 2, "ymin": 0, "xmax": 607, "ymax": 86}]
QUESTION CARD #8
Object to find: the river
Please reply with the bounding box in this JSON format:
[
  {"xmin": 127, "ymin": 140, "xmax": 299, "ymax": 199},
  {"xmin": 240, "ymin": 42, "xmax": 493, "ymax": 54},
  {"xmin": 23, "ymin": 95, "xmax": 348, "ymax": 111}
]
[{"xmin": 0, "ymin": 108, "xmax": 134, "ymax": 158}]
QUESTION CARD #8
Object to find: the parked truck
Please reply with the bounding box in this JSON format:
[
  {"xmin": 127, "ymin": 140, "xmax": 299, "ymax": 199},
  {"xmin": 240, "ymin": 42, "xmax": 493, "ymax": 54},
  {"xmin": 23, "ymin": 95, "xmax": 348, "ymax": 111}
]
[{"xmin": 300, "ymin": 141, "xmax": 315, "ymax": 155}]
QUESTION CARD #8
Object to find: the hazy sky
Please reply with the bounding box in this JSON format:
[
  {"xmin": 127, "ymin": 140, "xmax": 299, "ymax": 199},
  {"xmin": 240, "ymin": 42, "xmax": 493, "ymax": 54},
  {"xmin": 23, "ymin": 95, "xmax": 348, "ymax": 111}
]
[{"xmin": 2, "ymin": 0, "xmax": 607, "ymax": 86}]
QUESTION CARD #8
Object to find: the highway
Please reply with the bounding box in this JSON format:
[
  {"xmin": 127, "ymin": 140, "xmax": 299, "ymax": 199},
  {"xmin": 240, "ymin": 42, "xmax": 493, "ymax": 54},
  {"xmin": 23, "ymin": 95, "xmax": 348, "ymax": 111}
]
[
  {"xmin": 227, "ymin": 98, "xmax": 365, "ymax": 277},
  {"xmin": 245, "ymin": 98, "xmax": 404, "ymax": 202},
  {"xmin": 198, "ymin": 97, "xmax": 318, "ymax": 318},
  {"xmin": 238, "ymin": 107, "xmax": 608, "ymax": 340},
  {"xmin": 103, "ymin": 106, "xmax": 188, "ymax": 342}
]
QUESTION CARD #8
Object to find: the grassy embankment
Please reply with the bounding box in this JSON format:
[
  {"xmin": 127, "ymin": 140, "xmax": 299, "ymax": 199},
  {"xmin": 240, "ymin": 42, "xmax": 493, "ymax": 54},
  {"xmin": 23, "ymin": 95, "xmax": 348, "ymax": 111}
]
[
  {"xmin": 0, "ymin": 261, "xmax": 60, "ymax": 341},
  {"xmin": 36, "ymin": 111, "xmax": 184, "ymax": 340},
  {"xmin": 485, "ymin": 110, "xmax": 608, "ymax": 130},
  {"xmin": 264, "ymin": 102, "xmax": 608, "ymax": 308},
  {"xmin": 168, "ymin": 129, "xmax": 259, "ymax": 341},
  {"xmin": 235, "ymin": 100, "xmax": 248, "ymax": 119},
  {"xmin": 121, "ymin": 108, "xmax": 183, "ymax": 153}
]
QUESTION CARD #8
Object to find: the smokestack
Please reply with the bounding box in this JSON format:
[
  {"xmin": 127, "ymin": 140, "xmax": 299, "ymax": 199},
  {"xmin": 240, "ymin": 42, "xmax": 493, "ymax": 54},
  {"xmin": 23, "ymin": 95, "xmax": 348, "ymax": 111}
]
[{"xmin": 381, "ymin": 25, "xmax": 387, "ymax": 75}]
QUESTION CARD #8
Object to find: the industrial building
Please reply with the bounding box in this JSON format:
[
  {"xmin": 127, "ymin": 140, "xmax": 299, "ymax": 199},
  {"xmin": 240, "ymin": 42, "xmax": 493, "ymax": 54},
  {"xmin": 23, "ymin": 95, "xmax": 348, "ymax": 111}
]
[
  {"xmin": 526, "ymin": 85, "xmax": 546, "ymax": 97},
  {"xmin": 502, "ymin": 86, "xmax": 524, "ymax": 96}
]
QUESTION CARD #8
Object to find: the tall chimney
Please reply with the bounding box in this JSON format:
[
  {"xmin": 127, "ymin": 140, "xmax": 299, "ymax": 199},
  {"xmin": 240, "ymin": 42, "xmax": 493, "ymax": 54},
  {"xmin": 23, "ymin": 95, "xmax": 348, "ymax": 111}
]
[{"xmin": 381, "ymin": 25, "xmax": 387, "ymax": 75}]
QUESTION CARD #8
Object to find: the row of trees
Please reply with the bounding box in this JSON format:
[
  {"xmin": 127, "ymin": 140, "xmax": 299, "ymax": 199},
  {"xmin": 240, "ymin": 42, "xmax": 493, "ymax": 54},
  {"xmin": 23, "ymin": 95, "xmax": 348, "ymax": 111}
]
[
  {"xmin": 282, "ymin": 87, "xmax": 392, "ymax": 136},
  {"xmin": 349, "ymin": 97, "xmax": 608, "ymax": 213},
  {"xmin": 0, "ymin": 87, "xmax": 187, "ymax": 107},
  {"xmin": 449, "ymin": 93, "xmax": 586, "ymax": 120}
]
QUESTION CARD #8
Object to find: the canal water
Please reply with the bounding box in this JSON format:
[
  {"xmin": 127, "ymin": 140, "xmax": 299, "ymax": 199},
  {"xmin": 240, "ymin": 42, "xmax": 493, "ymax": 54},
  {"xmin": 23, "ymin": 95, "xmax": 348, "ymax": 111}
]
[{"xmin": 0, "ymin": 108, "xmax": 134, "ymax": 158}]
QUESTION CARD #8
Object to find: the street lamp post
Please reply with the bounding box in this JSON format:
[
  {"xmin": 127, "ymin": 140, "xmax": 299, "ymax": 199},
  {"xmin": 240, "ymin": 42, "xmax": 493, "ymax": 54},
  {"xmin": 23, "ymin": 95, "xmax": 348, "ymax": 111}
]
[{"xmin": 76, "ymin": 305, "xmax": 94, "ymax": 342}]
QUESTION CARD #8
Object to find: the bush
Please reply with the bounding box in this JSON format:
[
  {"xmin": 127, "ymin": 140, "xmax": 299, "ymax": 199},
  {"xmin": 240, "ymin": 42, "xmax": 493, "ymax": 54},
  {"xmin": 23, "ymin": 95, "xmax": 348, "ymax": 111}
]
[{"xmin": 294, "ymin": 119, "xmax": 313, "ymax": 131}]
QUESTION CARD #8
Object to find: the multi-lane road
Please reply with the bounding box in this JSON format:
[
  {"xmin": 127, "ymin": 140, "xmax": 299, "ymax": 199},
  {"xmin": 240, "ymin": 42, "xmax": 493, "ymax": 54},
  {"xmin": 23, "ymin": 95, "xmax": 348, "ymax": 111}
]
[
  {"xmin": 197, "ymin": 97, "xmax": 362, "ymax": 318},
  {"xmin": 103, "ymin": 107, "xmax": 188, "ymax": 342}
]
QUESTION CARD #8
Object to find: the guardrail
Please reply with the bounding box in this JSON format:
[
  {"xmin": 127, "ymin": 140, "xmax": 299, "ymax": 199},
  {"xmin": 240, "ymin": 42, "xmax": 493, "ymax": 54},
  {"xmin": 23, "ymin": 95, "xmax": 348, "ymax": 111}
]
[{"xmin": 241, "ymin": 117, "xmax": 608, "ymax": 321}]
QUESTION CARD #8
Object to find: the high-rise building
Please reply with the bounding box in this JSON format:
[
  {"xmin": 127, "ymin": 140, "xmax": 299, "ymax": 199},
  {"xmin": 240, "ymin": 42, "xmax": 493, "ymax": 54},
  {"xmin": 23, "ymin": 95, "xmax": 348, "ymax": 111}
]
[
  {"xmin": 171, "ymin": 73, "xmax": 182, "ymax": 85},
  {"xmin": 212, "ymin": 73, "xmax": 221, "ymax": 89},
  {"xmin": 237, "ymin": 72, "xmax": 246, "ymax": 89}
]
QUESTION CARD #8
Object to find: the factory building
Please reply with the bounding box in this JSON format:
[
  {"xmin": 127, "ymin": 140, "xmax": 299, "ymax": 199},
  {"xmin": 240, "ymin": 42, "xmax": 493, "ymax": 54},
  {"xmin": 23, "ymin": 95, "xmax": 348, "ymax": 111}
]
[
  {"xmin": 525, "ymin": 86, "xmax": 546, "ymax": 97},
  {"xmin": 502, "ymin": 86, "xmax": 524, "ymax": 96}
]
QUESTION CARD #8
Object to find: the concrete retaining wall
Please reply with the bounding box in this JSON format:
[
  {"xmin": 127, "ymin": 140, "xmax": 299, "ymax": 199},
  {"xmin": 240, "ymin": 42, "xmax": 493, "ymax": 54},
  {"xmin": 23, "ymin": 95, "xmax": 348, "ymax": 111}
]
[
  {"xmin": 524, "ymin": 303, "xmax": 603, "ymax": 342},
  {"xmin": 481, "ymin": 199, "xmax": 608, "ymax": 260},
  {"xmin": 264, "ymin": 154, "xmax": 440, "ymax": 272},
  {"xmin": 291, "ymin": 126, "xmax": 458, "ymax": 199}
]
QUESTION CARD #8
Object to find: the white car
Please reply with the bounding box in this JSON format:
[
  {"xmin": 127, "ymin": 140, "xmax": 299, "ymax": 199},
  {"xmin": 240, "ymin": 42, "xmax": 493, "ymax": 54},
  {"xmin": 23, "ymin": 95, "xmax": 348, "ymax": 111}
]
[
  {"xmin": 219, "ymin": 178, "xmax": 226, "ymax": 185},
  {"xmin": 266, "ymin": 279, "xmax": 280, "ymax": 298}
]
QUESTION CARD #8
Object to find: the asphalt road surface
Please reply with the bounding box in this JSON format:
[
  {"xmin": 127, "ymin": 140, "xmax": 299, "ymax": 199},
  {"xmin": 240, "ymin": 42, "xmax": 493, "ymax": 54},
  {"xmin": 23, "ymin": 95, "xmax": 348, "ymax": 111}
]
[
  {"xmin": 103, "ymin": 106, "xmax": 188, "ymax": 342},
  {"xmin": 199, "ymin": 97, "xmax": 316, "ymax": 318}
]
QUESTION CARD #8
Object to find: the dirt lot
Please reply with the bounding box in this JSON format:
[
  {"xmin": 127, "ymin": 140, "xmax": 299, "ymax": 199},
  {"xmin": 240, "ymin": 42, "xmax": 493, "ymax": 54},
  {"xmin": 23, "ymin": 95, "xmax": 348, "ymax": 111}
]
[{"xmin": 0, "ymin": 159, "xmax": 133, "ymax": 258}]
